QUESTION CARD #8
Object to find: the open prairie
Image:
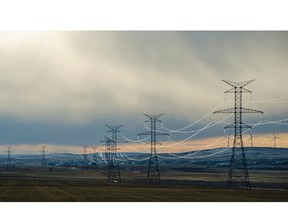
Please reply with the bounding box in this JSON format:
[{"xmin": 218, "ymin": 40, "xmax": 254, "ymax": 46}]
[{"xmin": 0, "ymin": 166, "xmax": 287, "ymax": 202}]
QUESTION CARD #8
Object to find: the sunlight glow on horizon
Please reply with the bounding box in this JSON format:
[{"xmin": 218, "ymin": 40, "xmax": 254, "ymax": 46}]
[{"xmin": 1, "ymin": 132, "xmax": 287, "ymax": 155}]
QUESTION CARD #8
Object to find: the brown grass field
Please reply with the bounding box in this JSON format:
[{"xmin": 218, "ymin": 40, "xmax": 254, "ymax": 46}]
[{"xmin": 0, "ymin": 166, "xmax": 287, "ymax": 202}]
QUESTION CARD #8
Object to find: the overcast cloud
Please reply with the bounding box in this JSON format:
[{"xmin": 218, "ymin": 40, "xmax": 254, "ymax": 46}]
[{"xmin": 0, "ymin": 31, "xmax": 287, "ymax": 148}]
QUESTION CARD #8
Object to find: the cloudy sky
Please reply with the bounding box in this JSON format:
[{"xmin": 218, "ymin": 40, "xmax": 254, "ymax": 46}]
[{"xmin": 0, "ymin": 31, "xmax": 288, "ymax": 153}]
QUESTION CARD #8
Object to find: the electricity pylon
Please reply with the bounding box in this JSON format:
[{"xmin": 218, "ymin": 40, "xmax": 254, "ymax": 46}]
[
  {"xmin": 100, "ymin": 136, "xmax": 119, "ymax": 182},
  {"xmin": 138, "ymin": 114, "xmax": 169, "ymax": 182},
  {"xmin": 6, "ymin": 146, "xmax": 12, "ymax": 168},
  {"xmin": 40, "ymin": 145, "xmax": 47, "ymax": 167},
  {"xmin": 213, "ymin": 79, "xmax": 263, "ymax": 189},
  {"xmin": 103, "ymin": 124, "xmax": 123, "ymax": 182},
  {"xmin": 100, "ymin": 136, "xmax": 112, "ymax": 166},
  {"xmin": 92, "ymin": 146, "xmax": 98, "ymax": 164},
  {"xmin": 272, "ymin": 132, "xmax": 279, "ymax": 148},
  {"xmin": 82, "ymin": 145, "xmax": 88, "ymax": 164}
]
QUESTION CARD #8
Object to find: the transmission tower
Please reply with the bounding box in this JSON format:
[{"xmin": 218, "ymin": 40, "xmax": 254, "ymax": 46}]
[
  {"xmin": 92, "ymin": 146, "xmax": 97, "ymax": 163},
  {"xmin": 102, "ymin": 124, "xmax": 123, "ymax": 182},
  {"xmin": 92, "ymin": 146, "xmax": 97, "ymax": 154},
  {"xmin": 100, "ymin": 136, "xmax": 111, "ymax": 164},
  {"xmin": 40, "ymin": 145, "xmax": 47, "ymax": 167},
  {"xmin": 100, "ymin": 136, "xmax": 117, "ymax": 180},
  {"xmin": 213, "ymin": 79, "xmax": 263, "ymax": 189},
  {"xmin": 138, "ymin": 114, "xmax": 169, "ymax": 182},
  {"xmin": 82, "ymin": 145, "xmax": 88, "ymax": 164},
  {"xmin": 6, "ymin": 146, "xmax": 12, "ymax": 168}
]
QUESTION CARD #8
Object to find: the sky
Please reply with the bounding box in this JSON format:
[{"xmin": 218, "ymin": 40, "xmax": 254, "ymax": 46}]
[{"xmin": 0, "ymin": 31, "xmax": 288, "ymax": 153}]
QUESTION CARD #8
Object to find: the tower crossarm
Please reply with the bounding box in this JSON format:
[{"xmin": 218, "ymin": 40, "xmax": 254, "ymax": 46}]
[
  {"xmin": 224, "ymin": 123, "xmax": 252, "ymax": 129},
  {"xmin": 106, "ymin": 124, "xmax": 123, "ymax": 132},
  {"xmin": 143, "ymin": 113, "xmax": 163, "ymax": 119},
  {"xmin": 224, "ymin": 124, "xmax": 235, "ymax": 129},
  {"xmin": 222, "ymin": 79, "xmax": 255, "ymax": 88},
  {"xmin": 213, "ymin": 108, "xmax": 263, "ymax": 114},
  {"xmin": 225, "ymin": 88, "xmax": 252, "ymax": 94},
  {"xmin": 213, "ymin": 108, "xmax": 235, "ymax": 114},
  {"xmin": 143, "ymin": 113, "xmax": 163, "ymax": 122},
  {"xmin": 242, "ymin": 108, "xmax": 263, "ymax": 114},
  {"xmin": 138, "ymin": 132, "xmax": 169, "ymax": 136},
  {"xmin": 39, "ymin": 146, "xmax": 48, "ymax": 153},
  {"xmin": 106, "ymin": 135, "xmax": 128, "ymax": 143},
  {"xmin": 156, "ymin": 132, "xmax": 169, "ymax": 136},
  {"xmin": 224, "ymin": 88, "xmax": 235, "ymax": 94}
]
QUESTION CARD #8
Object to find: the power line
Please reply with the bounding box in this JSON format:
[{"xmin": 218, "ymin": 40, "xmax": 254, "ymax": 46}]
[
  {"xmin": 213, "ymin": 79, "xmax": 263, "ymax": 189},
  {"xmin": 160, "ymin": 136, "xmax": 227, "ymax": 158},
  {"xmin": 157, "ymin": 147, "xmax": 231, "ymax": 159},
  {"xmin": 158, "ymin": 119, "xmax": 229, "ymax": 147},
  {"xmin": 253, "ymin": 95, "xmax": 288, "ymax": 103},
  {"xmin": 158, "ymin": 100, "xmax": 225, "ymax": 133},
  {"xmin": 118, "ymin": 153, "xmax": 150, "ymax": 162}
]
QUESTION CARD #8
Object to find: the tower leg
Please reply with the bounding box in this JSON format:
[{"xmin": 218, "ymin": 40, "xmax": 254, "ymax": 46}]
[{"xmin": 227, "ymin": 137, "xmax": 251, "ymax": 189}]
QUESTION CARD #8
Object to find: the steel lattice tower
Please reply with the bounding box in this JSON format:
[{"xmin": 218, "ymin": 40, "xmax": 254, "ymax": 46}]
[
  {"xmin": 92, "ymin": 146, "xmax": 98, "ymax": 164},
  {"xmin": 82, "ymin": 145, "xmax": 88, "ymax": 164},
  {"xmin": 213, "ymin": 79, "xmax": 263, "ymax": 189},
  {"xmin": 7, "ymin": 146, "xmax": 12, "ymax": 168},
  {"xmin": 104, "ymin": 124, "xmax": 123, "ymax": 182},
  {"xmin": 100, "ymin": 136, "xmax": 118, "ymax": 181},
  {"xmin": 100, "ymin": 136, "xmax": 111, "ymax": 165},
  {"xmin": 40, "ymin": 146, "xmax": 47, "ymax": 167},
  {"xmin": 138, "ymin": 114, "xmax": 169, "ymax": 182}
]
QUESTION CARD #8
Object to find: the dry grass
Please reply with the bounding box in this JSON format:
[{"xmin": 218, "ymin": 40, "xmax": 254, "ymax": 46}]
[{"xmin": 0, "ymin": 167, "xmax": 287, "ymax": 202}]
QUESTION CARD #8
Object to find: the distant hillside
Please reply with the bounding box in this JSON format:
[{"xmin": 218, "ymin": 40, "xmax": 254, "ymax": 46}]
[
  {"xmin": 115, "ymin": 147, "xmax": 288, "ymax": 170},
  {"xmin": 0, "ymin": 147, "xmax": 287, "ymax": 170}
]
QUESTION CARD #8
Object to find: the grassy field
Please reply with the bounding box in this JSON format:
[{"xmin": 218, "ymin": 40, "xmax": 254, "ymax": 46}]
[{"xmin": 0, "ymin": 167, "xmax": 287, "ymax": 202}]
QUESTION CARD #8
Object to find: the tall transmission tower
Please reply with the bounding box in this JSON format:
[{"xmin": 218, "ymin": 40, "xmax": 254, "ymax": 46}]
[
  {"xmin": 82, "ymin": 145, "xmax": 88, "ymax": 164},
  {"xmin": 138, "ymin": 114, "xmax": 169, "ymax": 182},
  {"xmin": 40, "ymin": 145, "xmax": 47, "ymax": 167},
  {"xmin": 100, "ymin": 136, "xmax": 118, "ymax": 181},
  {"xmin": 213, "ymin": 79, "xmax": 263, "ymax": 189},
  {"xmin": 92, "ymin": 146, "xmax": 97, "ymax": 154},
  {"xmin": 92, "ymin": 146, "xmax": 98, "ymax": 164},
  {"xmin": 6, "ymin": 146, "xmax": 12, "ymax": 168},
  {"xmin": 100, "ymin": 136, "xmax": 110, "ymax": 164},
  {"xmin": 103, "ymin": 124, "xmax": 123, "ymax": 182}
]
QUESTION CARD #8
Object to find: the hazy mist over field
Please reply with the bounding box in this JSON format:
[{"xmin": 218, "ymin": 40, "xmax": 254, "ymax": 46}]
[{"xmin": 0, "ymin": 31, "xmax": 288, "ymax": 152}]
